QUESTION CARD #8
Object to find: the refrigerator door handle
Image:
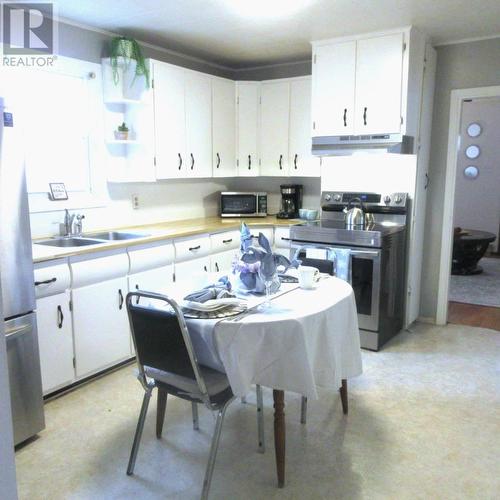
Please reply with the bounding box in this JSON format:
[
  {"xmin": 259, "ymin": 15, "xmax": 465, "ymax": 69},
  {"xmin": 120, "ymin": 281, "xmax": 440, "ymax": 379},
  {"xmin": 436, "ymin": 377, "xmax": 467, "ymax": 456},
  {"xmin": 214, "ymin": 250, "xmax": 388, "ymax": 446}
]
[{"xmin": 5, "ymin": 323, "xmax": 32, "ymax": 340}]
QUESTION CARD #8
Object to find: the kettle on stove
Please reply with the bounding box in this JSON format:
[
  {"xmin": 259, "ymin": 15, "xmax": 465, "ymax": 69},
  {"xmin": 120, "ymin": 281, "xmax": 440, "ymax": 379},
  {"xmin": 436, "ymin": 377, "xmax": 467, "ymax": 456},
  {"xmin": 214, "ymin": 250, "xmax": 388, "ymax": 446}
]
[{"xmin": 343, "ymin": 198, "xmax": 373, "ymax": 228}]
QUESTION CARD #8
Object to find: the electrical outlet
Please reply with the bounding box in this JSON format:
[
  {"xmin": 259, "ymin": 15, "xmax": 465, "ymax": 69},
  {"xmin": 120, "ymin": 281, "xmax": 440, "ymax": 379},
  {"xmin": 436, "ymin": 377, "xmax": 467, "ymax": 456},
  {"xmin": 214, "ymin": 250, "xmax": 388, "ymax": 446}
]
[{"xmin": 132, "ymin": 194, "xmax": 139, "ymax": 209}]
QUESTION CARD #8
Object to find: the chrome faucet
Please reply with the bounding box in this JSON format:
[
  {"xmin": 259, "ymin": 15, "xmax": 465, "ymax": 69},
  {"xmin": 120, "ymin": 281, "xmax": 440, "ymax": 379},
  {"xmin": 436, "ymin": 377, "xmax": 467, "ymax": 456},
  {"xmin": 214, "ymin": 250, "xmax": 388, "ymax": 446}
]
[
  {"xmin": 63, "ymin": 209, "xmax": 76, "ymax": 237},
  {"xmin": 62, "ymin": 210, "xmax": 85, "ymax": 237}
]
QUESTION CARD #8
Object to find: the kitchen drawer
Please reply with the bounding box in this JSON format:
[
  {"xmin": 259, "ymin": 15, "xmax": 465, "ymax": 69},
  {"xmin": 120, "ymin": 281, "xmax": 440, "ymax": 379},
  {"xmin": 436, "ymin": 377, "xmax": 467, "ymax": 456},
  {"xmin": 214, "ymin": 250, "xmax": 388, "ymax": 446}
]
[
  {"xmin": 174, "ymin": 235, "xmax": 211, "ymax": 263},
  {"xmin": 70, "ymin": 252, "xmax": 129, "ymax": 289},
  {"xmin": 248, "ymin": 227, "xmax": 274, "ymax": 246},
  {"xmin": 34, "ymin": 260, "xmax": 71, "ymax": 299},
  {"xmin": 274, "ymin": 227, "xmax": 291, "ymax": 248},
  {"xmin": 128, "ymin": 242, "xmax": 175, "ymax": 274},
  {"xmin": 210, "ymin": 230, "xmax": 240, "ymax": 253}
]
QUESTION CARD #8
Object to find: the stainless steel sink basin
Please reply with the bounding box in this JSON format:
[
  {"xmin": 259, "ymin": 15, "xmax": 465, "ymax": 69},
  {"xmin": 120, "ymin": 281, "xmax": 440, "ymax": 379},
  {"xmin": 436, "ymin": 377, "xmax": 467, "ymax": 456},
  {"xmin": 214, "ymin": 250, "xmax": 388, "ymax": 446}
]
[
  {"xmin": 84, "ymin": 231, "xmax": 150, "ymax": 240},
  {"xmin": 36, "ymin": 237, "xmax": 106, "ymax": 247}
]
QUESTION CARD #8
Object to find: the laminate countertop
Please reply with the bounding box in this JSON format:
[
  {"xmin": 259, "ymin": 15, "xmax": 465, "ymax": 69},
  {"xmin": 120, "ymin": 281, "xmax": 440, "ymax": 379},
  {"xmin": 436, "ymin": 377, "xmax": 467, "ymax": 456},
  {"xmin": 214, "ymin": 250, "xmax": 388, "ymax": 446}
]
[{"xmin": 32, "ymin": 216, "xmax": 301, "ymax": 263}]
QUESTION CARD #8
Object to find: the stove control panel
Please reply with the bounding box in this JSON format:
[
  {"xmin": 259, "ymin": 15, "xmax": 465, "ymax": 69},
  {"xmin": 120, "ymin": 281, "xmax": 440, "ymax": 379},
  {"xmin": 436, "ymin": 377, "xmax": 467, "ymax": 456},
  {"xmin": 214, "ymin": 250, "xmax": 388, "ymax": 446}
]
[{"xmin": 321, "ymin": 191, "xmax": 408, "ymax": 210}]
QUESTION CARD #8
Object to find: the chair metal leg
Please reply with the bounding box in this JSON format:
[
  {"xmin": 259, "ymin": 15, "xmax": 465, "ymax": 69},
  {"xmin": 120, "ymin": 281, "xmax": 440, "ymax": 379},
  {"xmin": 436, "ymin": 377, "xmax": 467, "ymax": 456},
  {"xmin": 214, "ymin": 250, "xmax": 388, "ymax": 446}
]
[
  {"xmin": 201, "ymin": 400, "xmax": 232, "ymax": 500},
  {"xmin": 256, "ymin": 384, "xmax": 265, "ymax": 453},
  {"xmin": 156, "ymin": 389, "xmax": 167, "ymax": 438},
  {"xmin": 300, "ymin": 396, "xmax": 307, "ymax": 424},
  {"xmin": 127, "ymin": 388, "xmax": 153, "ymax": 475},
  {"xmin": 192, "ymin": 402, "xmax": 199, "ymax": 430}
]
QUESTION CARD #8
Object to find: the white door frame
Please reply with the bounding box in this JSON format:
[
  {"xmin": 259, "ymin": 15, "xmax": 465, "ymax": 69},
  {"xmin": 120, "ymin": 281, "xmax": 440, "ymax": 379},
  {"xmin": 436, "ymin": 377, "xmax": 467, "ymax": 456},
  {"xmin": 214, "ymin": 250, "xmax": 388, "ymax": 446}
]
[{"xmin": 436, "ymin": 85, "xmax": 500, "ymax": 325}]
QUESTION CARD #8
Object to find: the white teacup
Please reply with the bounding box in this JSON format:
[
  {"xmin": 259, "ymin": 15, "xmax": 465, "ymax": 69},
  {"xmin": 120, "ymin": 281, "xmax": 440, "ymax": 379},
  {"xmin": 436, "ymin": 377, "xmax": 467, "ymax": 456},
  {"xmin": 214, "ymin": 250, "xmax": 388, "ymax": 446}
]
[{"xmin": 298, "ymin": 266, "xmax": 320, "ymax": 289}]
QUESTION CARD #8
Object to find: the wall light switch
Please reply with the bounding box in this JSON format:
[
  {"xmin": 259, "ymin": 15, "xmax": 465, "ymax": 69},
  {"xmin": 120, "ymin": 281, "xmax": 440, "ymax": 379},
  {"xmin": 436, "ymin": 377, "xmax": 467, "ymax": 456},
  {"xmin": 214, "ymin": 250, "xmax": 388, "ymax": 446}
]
[{"xmin": 132, "ymin": 194, "xmax": 139, "ymax": 209}]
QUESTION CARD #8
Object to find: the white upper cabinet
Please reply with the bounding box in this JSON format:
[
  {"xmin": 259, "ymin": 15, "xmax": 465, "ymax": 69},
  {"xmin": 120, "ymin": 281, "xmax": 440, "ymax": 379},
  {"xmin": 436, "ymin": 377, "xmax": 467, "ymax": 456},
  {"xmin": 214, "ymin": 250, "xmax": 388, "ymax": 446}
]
[
  {"xmin": 260, "ymin": 81, "xmax": 290, "ymax": 176},
  {"xmin": 185, "ymin": 71, "xmax": 213, "ymax": 178},
  {"xmin": 354, "ymin": 33, "xmax": 404, "ymax": 135},
  {"xmin": 289, "ymin": 78, "xmax": 320, "ymax": 177},
  {"xmin": 312, "ymin": 30, "xmax": 408, "ymax": 137},
  {"xmin": 236, "ymin": 82, "xmax": 260, "ymax": 176},
  {"xmin": 212, "ymin": 78, "xmax": 236, "ymax": 177},
  {"xmin": 312, "ymin": 42, "xmax": 356, "ymax": 136},
  {"xmin": 153, "ymin": 62, "xmax": 186, "ymax": 179}
]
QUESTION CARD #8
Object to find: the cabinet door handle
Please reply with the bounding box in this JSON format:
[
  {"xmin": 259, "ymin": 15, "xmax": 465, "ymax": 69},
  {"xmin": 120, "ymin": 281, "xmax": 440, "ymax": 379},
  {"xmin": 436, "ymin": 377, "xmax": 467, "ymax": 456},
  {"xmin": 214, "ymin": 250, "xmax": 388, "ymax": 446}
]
[
  {"xmin": 178, "ymin": 153, "xmax": 182, "ymax": 170},
  {"xmin": 57, "ymin": 305, "xmax": 64, "ymax": 329},
  {"xmin": 189, "ymin": 245, "xmax": 201, "ymax": 251},
  {"xmin": 281, "ymin": 237, "xmax": 290, "ymax": 241},
  {"xmin": 248, "ymin": 154, "xmax": 251, "ymax": 170},
  {"xmin": 204, "ymin": 265, "xmax": 208, "ymax": 272},
  {"xmin": 118, "ymin": 289, "xmax": 124, "ymax": 310},
  {"xmin": 363, "ymin": 107, "xmax": 367, "ymax": 126},
  {"xmin": 216, "ymin": 152, "xmax": 220, "ymax": 169},
  {"xmin": 222, "ymin": 238, "xmax": 232, "ymax": 244},
  {"xmin": 425, "ymin": 173, "xmax": 429, "ymax": 189},
  {"xmin": 190, "ymin": 153, "xmax": 195, "ymax": 170},
  {"xmin": 34, "ymin": 277, "xmax": 57, "ymax": 286},
  {"xmin": 294, "ymin": 154, "xmax": 298, "ymax": 170},
  {"xmin": 343, "ymin": 108, "xmax": 347, "ymax": 127},
  {"xmin": 279, "ymin": 154, "xmax": 283, "ymax": 170},
  {"xmin": 135, "ymin": 284, "xmax": 140, "ymax": 304},
  {"xmin": 215, "ymin": 262, "xmax": 219, "ymax": 272}
]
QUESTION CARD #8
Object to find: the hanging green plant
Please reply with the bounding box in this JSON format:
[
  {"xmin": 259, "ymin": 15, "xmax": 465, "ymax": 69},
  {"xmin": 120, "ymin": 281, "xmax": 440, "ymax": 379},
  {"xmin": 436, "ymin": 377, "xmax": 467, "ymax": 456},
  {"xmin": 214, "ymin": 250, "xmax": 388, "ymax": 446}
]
[{"xmin": 109, "ymin": 36, "xmax": 150, "ymax": 88}]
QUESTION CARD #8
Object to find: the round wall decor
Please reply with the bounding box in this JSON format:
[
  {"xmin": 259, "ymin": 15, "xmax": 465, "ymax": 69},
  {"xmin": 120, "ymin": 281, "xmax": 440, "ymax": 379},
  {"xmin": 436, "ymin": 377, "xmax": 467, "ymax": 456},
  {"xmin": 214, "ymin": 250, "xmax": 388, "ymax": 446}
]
[
  {"xmin": 465, "ymin": 144, "xmax": 480, "ymax": 159},
  {"xmin": 464, "ymin": 165, "xmax": 479, "ymax": 179},
  {"xmin": 466, "ymin": 122, "xmax": 482, "ymax": 138}
]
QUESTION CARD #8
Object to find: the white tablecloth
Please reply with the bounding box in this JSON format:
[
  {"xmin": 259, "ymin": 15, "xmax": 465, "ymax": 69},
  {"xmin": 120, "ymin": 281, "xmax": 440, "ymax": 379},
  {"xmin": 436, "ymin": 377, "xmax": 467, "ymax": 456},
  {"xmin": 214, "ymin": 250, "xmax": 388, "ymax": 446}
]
[{"xmin": 150, "ymin": 276, "xmax": 362, "ymax": 400}]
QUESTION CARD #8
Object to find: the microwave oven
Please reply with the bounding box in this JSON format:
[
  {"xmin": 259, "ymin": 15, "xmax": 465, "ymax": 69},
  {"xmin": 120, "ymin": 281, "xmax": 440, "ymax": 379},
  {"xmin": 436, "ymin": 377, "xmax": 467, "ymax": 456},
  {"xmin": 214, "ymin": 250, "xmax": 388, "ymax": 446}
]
[{"xmin": 220, "ymin": 192, "xmax": 268, "ymax": 217}]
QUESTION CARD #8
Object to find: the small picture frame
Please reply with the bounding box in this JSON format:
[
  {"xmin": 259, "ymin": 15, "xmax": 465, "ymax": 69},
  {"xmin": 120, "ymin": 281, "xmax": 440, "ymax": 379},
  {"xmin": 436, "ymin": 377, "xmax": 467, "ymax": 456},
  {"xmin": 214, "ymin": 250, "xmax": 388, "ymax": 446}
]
[{"xmin": 49, "ymin": 183, "xmax": 68, "ymax": 201}]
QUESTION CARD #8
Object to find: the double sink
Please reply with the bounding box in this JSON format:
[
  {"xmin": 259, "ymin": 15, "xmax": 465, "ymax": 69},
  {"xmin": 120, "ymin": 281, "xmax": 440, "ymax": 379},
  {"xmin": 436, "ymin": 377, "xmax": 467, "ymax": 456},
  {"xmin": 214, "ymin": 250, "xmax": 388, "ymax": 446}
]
[{"xmin": 36, "ymin": 231, "xmax": 151, "ymax": 248}]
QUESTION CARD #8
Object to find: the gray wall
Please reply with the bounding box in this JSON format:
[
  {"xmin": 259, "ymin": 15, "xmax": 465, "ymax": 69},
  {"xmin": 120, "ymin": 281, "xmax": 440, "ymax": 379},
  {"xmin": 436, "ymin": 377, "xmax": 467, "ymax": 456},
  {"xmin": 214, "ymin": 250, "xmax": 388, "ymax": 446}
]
[
  {"xmin": 420, "ymin": 38, "xmax": 500, "ymax": 320},
  {"xmin": 453, "ymin": 97, "xmax": 500, "ymax": 252}
]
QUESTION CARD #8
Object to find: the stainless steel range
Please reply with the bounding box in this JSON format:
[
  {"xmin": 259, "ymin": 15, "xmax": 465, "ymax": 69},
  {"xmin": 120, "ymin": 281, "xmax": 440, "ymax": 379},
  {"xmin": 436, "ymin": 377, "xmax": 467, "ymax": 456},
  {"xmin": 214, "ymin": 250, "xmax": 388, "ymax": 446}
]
[{"xmin": 290, "ymin": 191, "xmax": 409, "ymax": 351}]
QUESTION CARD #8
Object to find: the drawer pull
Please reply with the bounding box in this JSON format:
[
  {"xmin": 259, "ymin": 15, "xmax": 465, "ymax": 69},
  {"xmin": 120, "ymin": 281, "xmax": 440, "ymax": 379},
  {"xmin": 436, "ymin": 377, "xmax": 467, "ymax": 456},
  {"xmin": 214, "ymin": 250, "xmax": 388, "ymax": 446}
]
[
  {"xmin": 281, "ymin": 237, "xmax": 290, "ymax": 241},
  {"xmin": 34, "ymin": 277, "xmax": 57, "ymax": 286},
  {"xmin": 57, "ymin": 305, "xmax": 64, "ymax": 329},
  {"xmin": 118, "ymin": 289, "xmax": 124, "ymax": 310},
  {"xmin": 189, "ymin": 245, "xmax": 201, "ymax": 251},
  {"xmin": 222, "ymin": 238, "xmax": 233, "ymax": 244}
]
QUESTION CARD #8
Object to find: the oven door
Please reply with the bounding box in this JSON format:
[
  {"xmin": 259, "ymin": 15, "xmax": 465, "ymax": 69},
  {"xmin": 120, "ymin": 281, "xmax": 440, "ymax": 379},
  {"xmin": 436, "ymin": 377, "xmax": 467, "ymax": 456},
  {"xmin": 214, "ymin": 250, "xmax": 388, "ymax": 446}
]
[{"xmin": 291, "ymin": 243, "xmax": 381, "ymax": 332}]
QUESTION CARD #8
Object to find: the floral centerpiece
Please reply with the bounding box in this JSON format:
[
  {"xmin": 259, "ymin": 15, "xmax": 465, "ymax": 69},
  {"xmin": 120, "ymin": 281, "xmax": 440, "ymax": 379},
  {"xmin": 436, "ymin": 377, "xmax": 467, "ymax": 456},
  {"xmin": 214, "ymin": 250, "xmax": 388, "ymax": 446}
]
[{"xmin": 232, "ymin": 223, "xmax": 299, "ymax": 301}]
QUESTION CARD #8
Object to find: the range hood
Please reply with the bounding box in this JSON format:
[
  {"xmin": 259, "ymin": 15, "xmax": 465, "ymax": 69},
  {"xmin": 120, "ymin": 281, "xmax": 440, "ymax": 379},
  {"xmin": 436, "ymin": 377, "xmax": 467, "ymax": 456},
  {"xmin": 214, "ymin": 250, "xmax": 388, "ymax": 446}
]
[{"xmin": 312, "ymin": 133, "xmax": 414, "ymax": 156}]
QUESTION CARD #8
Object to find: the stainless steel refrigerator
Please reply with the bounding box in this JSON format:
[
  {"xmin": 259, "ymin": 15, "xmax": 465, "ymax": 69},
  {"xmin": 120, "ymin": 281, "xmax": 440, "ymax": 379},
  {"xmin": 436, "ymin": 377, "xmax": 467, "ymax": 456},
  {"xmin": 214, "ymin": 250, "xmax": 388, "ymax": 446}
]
[{"xmin": 0, "ymin": 96, "xmax": 45, "ymax": 445}]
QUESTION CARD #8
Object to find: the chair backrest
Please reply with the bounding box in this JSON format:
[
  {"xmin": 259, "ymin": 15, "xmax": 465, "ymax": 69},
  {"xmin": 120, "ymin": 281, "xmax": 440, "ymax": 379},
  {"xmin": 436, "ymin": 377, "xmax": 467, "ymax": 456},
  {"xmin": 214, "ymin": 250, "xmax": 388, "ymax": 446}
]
[{"xmin": 126, "ymin": 291, "xmax": 209, "ymax": 400}]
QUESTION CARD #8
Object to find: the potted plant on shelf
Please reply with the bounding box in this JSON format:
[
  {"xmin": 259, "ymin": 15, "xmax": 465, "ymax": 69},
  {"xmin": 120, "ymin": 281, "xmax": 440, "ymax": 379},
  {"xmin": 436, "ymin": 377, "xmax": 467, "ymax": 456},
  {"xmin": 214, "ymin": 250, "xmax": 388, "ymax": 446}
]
[
  {"xmin": 109, "ymin": 36, "xmax": 149, "ymax": 88},
  {"xmin": 115, "ymin": 122, "xmax": 129, "ymax": 141}
]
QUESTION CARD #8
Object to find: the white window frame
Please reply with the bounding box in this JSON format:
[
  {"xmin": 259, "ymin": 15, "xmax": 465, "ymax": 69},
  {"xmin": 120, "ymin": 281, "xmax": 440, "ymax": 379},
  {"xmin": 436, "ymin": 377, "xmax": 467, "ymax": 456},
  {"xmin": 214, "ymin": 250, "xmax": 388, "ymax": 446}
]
[{"xmin": 1, "ymin": 54, "xmax": 108, "ymax": 213}]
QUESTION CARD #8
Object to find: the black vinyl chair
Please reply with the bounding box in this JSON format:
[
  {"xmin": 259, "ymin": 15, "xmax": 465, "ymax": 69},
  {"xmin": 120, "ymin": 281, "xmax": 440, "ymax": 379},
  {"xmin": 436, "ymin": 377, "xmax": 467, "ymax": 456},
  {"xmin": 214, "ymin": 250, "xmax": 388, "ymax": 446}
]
[{"xmin": 125, "ymin": 290, "xmax": 236, "ymax": 500}]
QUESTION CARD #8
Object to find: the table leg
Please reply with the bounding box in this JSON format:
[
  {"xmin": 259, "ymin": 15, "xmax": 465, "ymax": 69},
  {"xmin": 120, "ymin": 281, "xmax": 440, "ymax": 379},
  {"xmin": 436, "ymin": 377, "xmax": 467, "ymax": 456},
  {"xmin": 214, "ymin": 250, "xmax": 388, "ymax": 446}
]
[
  {"xmin": 339, "ymin": 379, "xmax": 348, "ymax": 415},
  {"xmin": 273, "ymin": 389, "xmax": 285, "ymax": 488}
]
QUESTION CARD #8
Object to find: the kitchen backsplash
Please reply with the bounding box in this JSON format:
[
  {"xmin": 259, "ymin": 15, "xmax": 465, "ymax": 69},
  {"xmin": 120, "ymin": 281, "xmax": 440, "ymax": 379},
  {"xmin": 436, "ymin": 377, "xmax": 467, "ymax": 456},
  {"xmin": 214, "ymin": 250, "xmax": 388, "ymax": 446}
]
[{"xmin": 29, "ymin": 177, "xmax": 321, "ymax": 239}]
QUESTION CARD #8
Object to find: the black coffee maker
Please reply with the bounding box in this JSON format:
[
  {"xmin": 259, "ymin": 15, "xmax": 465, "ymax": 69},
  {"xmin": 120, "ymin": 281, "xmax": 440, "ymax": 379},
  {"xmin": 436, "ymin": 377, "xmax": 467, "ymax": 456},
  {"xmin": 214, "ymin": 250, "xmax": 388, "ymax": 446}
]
[{"xmin": 277, "ymin": 184, "xmax": 303, "ymax": 219}]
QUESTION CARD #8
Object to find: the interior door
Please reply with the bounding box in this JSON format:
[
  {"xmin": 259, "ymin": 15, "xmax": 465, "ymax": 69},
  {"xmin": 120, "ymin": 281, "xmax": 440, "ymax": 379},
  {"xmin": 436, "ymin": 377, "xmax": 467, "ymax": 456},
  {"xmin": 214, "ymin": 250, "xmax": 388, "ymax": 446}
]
[
  {"xmin": 354, "ymin": 33, "xmax": 404, "ymax": 134},
  {"xmin": 312, "ymin": 41, "xmax": 356, "ymax": 136},
  {"xmin": 153, "ymin": 62, "xmax": 186, "ymax": 179},
  {"xmin": 289, "ymin": 78, "xmax": 320, "ymax": 177},
  {"xmin": 237, "ymin": 82, "xmax": 260, "ymax": 176},
  {"xmin": 260, "ymin": 81, "xmax": 290, "ymax": 176},
  {"xmin": 185, "ymin": 71, "xmax": 212, "ymax": 178},
  {"xmin": 72, "ymin": 277, "xmax": 130, "ymax": 378},
  {"xmin": 212, "ymin": 77, "xmax": 236, "ymax": 177},
  {"xmin": 36, "ymin": 292, "xmax": 74, "ymax": 394}
]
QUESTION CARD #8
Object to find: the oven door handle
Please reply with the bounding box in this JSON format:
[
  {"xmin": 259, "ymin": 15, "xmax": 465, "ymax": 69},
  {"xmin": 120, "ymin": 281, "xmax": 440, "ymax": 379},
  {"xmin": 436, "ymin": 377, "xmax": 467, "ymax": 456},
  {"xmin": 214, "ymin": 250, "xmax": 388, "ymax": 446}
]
[{"xmin": 350, "ymin": 250, "xmax": 380, "ymax": 257}]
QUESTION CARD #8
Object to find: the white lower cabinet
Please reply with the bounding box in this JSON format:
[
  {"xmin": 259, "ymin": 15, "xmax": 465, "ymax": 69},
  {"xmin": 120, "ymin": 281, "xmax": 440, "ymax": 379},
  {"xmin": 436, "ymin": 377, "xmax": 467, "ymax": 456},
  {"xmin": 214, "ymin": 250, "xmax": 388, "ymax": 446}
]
[
  {"xmin": 175, "ymin": 256, "xmax": 211, "ymax": 285},
  {"xmin": 70, "ymin": 253, "xmax": 131, "ymax": 378},
  {"xmin": 211, "ymin": 249, "xmax": 237, "ymax": 273},
  {"xmin": 34, "ymin": 261, "xmax": 74, "ymax": 395},
  {"xmin": 273, "ymin": 227, "xmax": 292, "ymax": 258}
]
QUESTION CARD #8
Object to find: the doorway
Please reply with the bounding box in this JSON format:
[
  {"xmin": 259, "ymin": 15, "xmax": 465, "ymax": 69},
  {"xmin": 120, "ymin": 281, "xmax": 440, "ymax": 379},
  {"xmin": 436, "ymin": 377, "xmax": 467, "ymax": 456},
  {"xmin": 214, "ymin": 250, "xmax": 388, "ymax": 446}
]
[{"xmin": 437, "ymin": 87, "xmax": 500, "ymax": 329}]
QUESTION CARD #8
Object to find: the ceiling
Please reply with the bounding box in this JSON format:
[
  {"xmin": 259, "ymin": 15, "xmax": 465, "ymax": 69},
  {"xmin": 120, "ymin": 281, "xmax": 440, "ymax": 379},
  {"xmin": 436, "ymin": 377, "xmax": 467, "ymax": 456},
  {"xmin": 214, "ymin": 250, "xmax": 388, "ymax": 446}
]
[{"xmin": 51, "ymin": 0, "xmax": 500, "ymax": 69}]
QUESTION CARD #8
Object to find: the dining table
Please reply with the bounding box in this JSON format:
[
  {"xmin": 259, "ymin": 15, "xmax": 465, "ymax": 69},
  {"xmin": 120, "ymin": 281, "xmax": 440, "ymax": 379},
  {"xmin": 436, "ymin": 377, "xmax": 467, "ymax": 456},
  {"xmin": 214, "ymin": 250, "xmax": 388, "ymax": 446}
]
[{"xmin": 159, "ymin": 274, "xmax": 363, "ymax": 488}]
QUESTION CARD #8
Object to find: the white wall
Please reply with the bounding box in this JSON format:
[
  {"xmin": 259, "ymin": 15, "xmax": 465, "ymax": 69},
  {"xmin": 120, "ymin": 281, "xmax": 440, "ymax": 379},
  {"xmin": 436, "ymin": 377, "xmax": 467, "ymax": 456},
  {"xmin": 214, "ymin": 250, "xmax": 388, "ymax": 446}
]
[{"xmin": 29, "ymin": 177, "xmax": 321, "ymax": 238}]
